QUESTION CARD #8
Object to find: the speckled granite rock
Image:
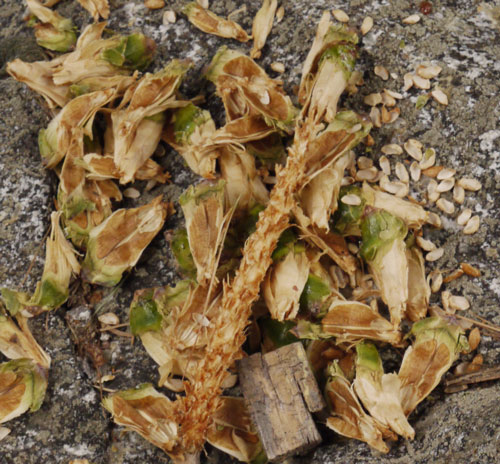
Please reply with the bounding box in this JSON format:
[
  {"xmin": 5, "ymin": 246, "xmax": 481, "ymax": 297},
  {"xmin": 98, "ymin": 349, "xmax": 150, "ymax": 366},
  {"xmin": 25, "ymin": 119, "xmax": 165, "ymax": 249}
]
[{"xmin": 1, "ymin": 1, "xmax": 500, "ymax": 463}]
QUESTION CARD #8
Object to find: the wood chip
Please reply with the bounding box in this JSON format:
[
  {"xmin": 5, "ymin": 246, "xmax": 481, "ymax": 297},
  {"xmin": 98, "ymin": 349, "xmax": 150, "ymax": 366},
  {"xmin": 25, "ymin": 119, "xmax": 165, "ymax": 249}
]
[
  {"xmin": 123, "ymin": 187, "xmax": 141, "ymax": 198},
  {"xmin": 341, "ymin": 194, "xmax": 362, "ymax": 206},
  {"xmin": 379, "ymin": 156, "xmax": 391, "ymax": 175},
  {"xmin": 403, "ymin": 73, "xmax": 414, "ymax": 91},
  {"xmin": 381, "ymin": 143, "xmax": 403, "ymax": 155},
  {"xmin": 98, "ymin": 312, "xmax": 120, "ymax": 326},
  {"xmin": 363, "ymin": 93, "xmax": 382, "ymax": 106},
  {"xmin": 449, "ymin": 295, "xmax": 470, "ymax": 311},
  {"xmin": 457, "ymin": 178, "xmax": 482, "ymax": 191},
  {"xmin": 412, "ymin": 75, "xmax": 431, "ymax": 89},
  {"xmin": 238, "ymin": 343, "xmax": 325, "ymax": 461},
  {"xmin": 457, "ymin": 208, "xmax": 472, "ymax": 226},
  {"xmin": 395, "ymin": 162, "xmax": 409, "ymax": 183},
  {"xmin": 416, "ymin": 64, "xmax": 442, "ymax": 79},
  {"xmin": 332, "ymin": 9, "xmax": 349, "ymax": 23},
  {"xmin": 436, "ymin": 198, "xmax": 455, "ymax": 214},
  {"xmin": 437, "ymin": 178, "xmax": 455, "ymax": 193},
  {"xmin": 432, "ymin": 88, "xmax": 448, "ymax": 105},
  {"xmin": 271, "ymin": 62, "xmax": 285, "ymax": 73},
  {"xmin": 276, "ymin": 5, "xmax": 284, "ymax": 22},
  {"xmin": 426, "ymin": 247, "xmax": 444, "ymax": 262},
  {"xmin": 361, "ymin": 16, "xmax": 374, "ymax": 35},
  {"xmin": 416, "ymin": 236, "xmax": 436, "ymax": 251},
  {"xmin": 145, "ymin": 0, "xmax": 165, "ymax": 9},
  {"xmin": 453, "ymin": 185, "xmax": 465, "ymax": 204},
  {"xmin": 163, "ymin": 10, "xmax": 176, "ymax": 24},
  {"xmin": 460, "ymin": 262, "xmax": 481, "ymax": 277},
  {"xmin": 404, "ymin": 138, "xmax": 423, "ymax": 161},
  {"xmin": 403, "ymin": 14, "xmax": 421, "ymax": 24},
  {"xmin": 429, "ymin": 270, "xmax": 443, "ymax": 293},
  {"xmin": 374, "ymin": 65, "xmax": 389, "ymax": 80},
  {"xmin": 463, "ymin": 215, "xmax": 480, "ymax": 234},
  {"xmin": 410, "ymin": 161, "xmax": 421, "ymax": 181},
  {"xmin": 468, "ymin": 327, "xmax": 481, "ymax": 350}
]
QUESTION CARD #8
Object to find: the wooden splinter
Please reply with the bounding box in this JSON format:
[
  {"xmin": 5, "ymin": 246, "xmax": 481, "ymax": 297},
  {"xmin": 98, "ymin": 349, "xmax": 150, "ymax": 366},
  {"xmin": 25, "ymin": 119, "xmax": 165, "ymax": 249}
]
[{"xmin": 238, "ymin": 342, "xmax": 325, "ymax": 461}]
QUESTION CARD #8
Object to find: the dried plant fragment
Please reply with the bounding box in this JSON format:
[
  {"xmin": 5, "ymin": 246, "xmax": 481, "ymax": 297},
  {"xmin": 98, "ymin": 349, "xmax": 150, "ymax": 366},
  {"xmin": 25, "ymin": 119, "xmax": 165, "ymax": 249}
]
[
  {"xmin": 0, "ymin": 359, "xmax": 48, "ymax": 425},
  {"xmin": 183, "ymin": 2, "xmax": 250, "ymax": 42},
  {"xmin": 360, "ymin": 209, "xmax": 408, "ymax": 327},
  {"xmin": 405, "ymin": 245, "xmax": 430, "ymax": 321},
  {"xmin": 77, "ymin": 0, "xmax": 110, "ymax": 20},
  {"xmin": 251, "ymin": 0, "xmax": 278, "ymax": 59},
  {"xmin": 179, "ymin": 181, "xmax": 226, "ymax": 285},
  {"xmin": 296, "ymin": 300, "xmax": 401, "ymax": 345},
  {"xmin": 103, "ymin": 384, "xmax": 179, "ymax": 455},
  {"xmin": 399, "ymin": 317, "xmax": 469, "ymax": 416},
  {"xmin": 26, "ymin": 0, "xmax": 76, "ymax": 52},
  {"xmin": 325, "ymin": 362, "xmax": 389, "ymax": 453},
  {"xmin": 82, "ymin": 196, "xmax": 169, "ymax": 286},
  {"xmin": 112, "ymin": 61, "xmax": 189, "ymax": 183},
  {"xmin": 354, "ymin": 342, "xmax": 414, "ymax": 439},
  {"xmin": 207, "ymin": 397, "xmax": 264, "ymax": 462}
]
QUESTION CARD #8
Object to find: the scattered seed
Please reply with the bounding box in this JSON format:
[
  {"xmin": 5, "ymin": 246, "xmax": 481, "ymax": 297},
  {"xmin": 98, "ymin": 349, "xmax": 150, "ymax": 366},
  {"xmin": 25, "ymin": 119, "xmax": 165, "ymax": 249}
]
[
  {"xmin": 341, "ymin": 176, "xmax": 355, "ymax": 186},
  {"xmin": 453, "ymin": 185, "xmax": 465, "ymax": 204},
  {"xmin": 145, "ymin": 0, "xmax": 165, "ymax": 9},
  {"xmin": 357, "ymin": 156, "xmax": 373, "ymax": 170},
  {"xmin": 380, "ymin": 176, "xmax": 400, "ymax": 195},
  {"xmin": 404, "ymin": 138, "xmax": 423, "ymax": 161},
  {"xmin": 437, "ymin": 178, "xmax": 455, "ymax": 193},
  {"xmin": 416, "ymin": 64, "xmax": 442, "ymax": 79},
  {"xmin": 449, "ymin": 295, "xmax": 470, "ymax": 311},
  {"xmin": 429, "ymin": 270, "xmax": 443, "ymax": 293},
  {"xmin": 463, "ymin": 215, "xmax": 480, "ymax": 234},
  {"xmin": 416, "ymin": 236, "xmax": 436, "ymax": 251},
  {"xmin": 365, "ymin": 134, "xmax": 375, "ymax": 146},
  {"xmin": 145, "ymin": 179, "xmax": 157, "ymax": 192},
  {"xmin": 356, "ymin": 167, "xmax": 379, "ymax": 182},
  {"xmin": 432, "ymin": 87, "xmax": 449, "ymax": 105},
  {"xmin": 123, "ymin": 187, "xmax": 141, "ymax": 198},
  {"xmin": 381, "ymin": 144, "xmax": 403, "ymax": 155},
  {"xmin": 412, "ymin": 75, "xmax": 431, "ymax": 89},
  {"xmin": 332, "ymin": 9, "xmax": 350, "ymax": 23},
  {"xmin": 271, "ymin": 62, "xmax": 285, "ymax": 73},
  {"xmin": 441, "ymin": 290, "xmax": 451, "ymax": 312},
  {"xmin": 457, "ymin": 177, "xmax": 482, "ymax": 191},
  {"xmin": 410, "ymin": 161, "xmax": 421, "ymax": 181},
  {"xmin": 443, "ymin": 268, "xmax": 464, "ymax": 283},
  {"xmin": 390, "ymin": 72, "xmax": 398, "ymax": 80},
  {"xmin": 457, "ymin": 208, "xmax": 472, "ymax": 226},
  {"xmin": 374, "ymin": 65, "xmax": 389, "ymax": 80},
  {"xmin": 394, "ymin": 181, "xmax": 409, "ymax": 198},
  {"xmin": 370, "ymin": 106, "xmax": 382, "ymax": 127},
  {"xmin": 360, "ymin": 16, "xmax": 374, "ymax": 35},
  {"xmin": 468, "ymin": 327, "xmax": 481, "ymax": 350},
  {"xmin": 403, "ymin": 73, "xmax": 414, "ymax": 91},
  {"xmin": 163, "ymin": 10, "xmax": 176, "ymax": 24},
  {"xmin": 341, "ymin": 194, "xmax": 362, "ymax": 206},
  {"xmin": 427, "ymin": 179, "xmax": 439, "ymax": 202},
  {"xmin": 387, "ymin": 107, "xmax": 400, "ymax": 123},
  {"xmin": 381, "ymin": 105, "xmax": 391, "ymax": 124},
  {"xmin": 460, "ymin": 262, "xmax": 481, "ymax": 277},
  {"xmin": 403, "ymin": 14, "xmax": 421, "ymax": 24},
  {"xmin": 422, "ymin": 165, "xmax": 443, "ymax": 178},
  {"xmin": 276, "ymin": 5, "xmax": 284, "ymax": 22},
  {"xmin": 98, "ymin": 312, "xmax": 120, "ymax": 326},
  {"xmin": 427, "ymin": 212, "xmax": 442, "ymax": 228},
  {"xmin": 384, "ymin": 89, "xmax": 403, "ymax": 99},
  {"xmin": 364, "ymin": 93, "xmax": 382, "ymax": 106},
  {"xmin": 381, "ymin": 92, "xmax": 396, "ymax": 107},
  {"xmin": 437, "ymin": 198, "xmax": 455, "ymax": 214},
  {"xmin": 468, "ymin": 354, "xmax": 483, "ymax": 372},
  {"xmin": 420, "ymin": 148, "xmax": 436, "ymax": 169},
  {"xmin": 437, "ymin": 167, "xmax": 456, "ymax": 180},
  {"xmin": 395, "ymin": 162, "xmax": 409, "ymax": 183},
  {"xmin": 379, "ymin": 156, "xmax": 391, "ymax": 175},
  {"xmin": 426, "ymin": 247, "xmax": 444, "ymax": 262}
]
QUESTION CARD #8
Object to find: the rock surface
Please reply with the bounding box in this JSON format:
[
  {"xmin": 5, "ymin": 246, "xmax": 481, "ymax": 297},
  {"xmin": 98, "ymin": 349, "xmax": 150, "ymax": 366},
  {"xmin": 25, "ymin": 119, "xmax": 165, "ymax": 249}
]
[{"xmin": 1, "ymin": 1, "xmax": 499, "ymax": 463}]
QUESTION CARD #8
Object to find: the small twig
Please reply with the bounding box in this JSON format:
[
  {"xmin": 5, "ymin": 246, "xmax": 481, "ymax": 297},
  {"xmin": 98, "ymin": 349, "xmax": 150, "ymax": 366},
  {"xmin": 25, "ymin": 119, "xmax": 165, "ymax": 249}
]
[
  {"xmin": 445, "ymin": 365, "xmax": 500, "ymax": 388},
  {"xmin": 453, "ymin": 313, "xmax": 500, "ymax": 334},
  {"xmin": 98, "ymin": 322, "xmax": 129, "ymax": 331}
]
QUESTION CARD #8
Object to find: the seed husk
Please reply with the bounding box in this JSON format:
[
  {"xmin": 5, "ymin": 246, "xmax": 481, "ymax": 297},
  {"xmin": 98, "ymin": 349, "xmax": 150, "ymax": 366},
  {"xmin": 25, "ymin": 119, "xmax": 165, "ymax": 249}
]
[
  {"xmin": 416, "ymin": 65, "xmax": 442, "ymax": 79},
  {"xmin": 164, "ymin": 10, "xmax": 177, "ymax": 24},
  {"xmin": 384, "ymin": 89, "xmax": 403, "ymax": 99},
  {"xmin": 370, "ymin": 107, "xmax": 382, "ymax": 127},
  {"xmin": 436, "ymin": 198, "xmax": 455, "ymax": 214},
  {"xmin": 429, "ymin": 270, "xmax": 443, "ymax": 293},
  {"xmin": 374, "ymin": 65, "xmax": 389, "ymax": 80},
  {"xmin": 420, "ymin": 148, "xmax": 436, "ymax": 169},
  {"xmin": 381, "ymin": 93, "xmax": 396, "ymax": 107},
  {"xmin": 457, "ymin": 208, "xmax": 472, "ymax": 226},
  {"xmin": 363, "ymin": 93, "xmax": 382, "ymax": 106},
  {"xmin": 449, "ymin": 295, "xmax": 470, "ymax": 311},
  {"xmin": 271, "ymin": 62, "xmax": 285, "ymax": 73},
  {"xmin": 98, "ymin": 312, "xmax": 120, "ymax": 326},
  {"xmin": 381, "ymin": 143, "xmax": 403, "ymax": 155},
  {"xmin": 431, "ymin": 88, "xmax": 448, "ymax": 105},
  {"xmin": 332, "ymin": 9, "xmax": 350, "ymax": 23},
  {"xmin": 460, "ymin": 262, "xmax": 481, "ymax": 277},
  {"xmin": 356, "ymin": 167, "xmax": 379, "ymax": 182},
  {"xmin": 427, "ymin": 179, "xmax": 439, "ymax": 203},
  {"xmin": 341, "ymin": 194, "xmax": 362, "ymax": 206},
  {"xmin": 437, "ymin": 168, "xmax": 456, "ymax": 180},
  {"xmin": 437, "ymin": 178, "xmax": 455, "ymax": 193},
  {"xmin": 427, "ymin": 212, "xmax": 442, "ymax": 228},
  {"xmin": 404, "ymin": 139, "xmax": 423, "ymax": 161},
  {"xmin": 402, "ymin": 14, "xmax": 421, "ymax": 24},
  {"xmin": 357, "ymin": 156, "xmax": 373, "ymax": 170},
  {"xmin": 457, "ymin": 178, "xmax": 482, "ymax": 191},
  {"xmin": 145, "ymin": 0, "xmax": 165, "ymax": 9},
  {"xmin": 276, "ymin": 5, "xmax": 284, "ymax": 22},
  {"xmin": 410, "ymin": 161, "xmax": 421, "ymax": 181},
  {"xmin": 416, "ymin": 236, "xmax": 436, "ymax": 252},
  {"xmin": 403, "ymin": 73, "xmax": 414, "ymax": 91},
  {"xmin": 453, "ymin": 185, "xmax": 465, "ymax": 204},
  {"xmin": 463, "ymin": 215, "xmax": 480, "ymax": 234},
  {"xmin": 387, "ymin": 107, "xmax": 400, "ymax": 123},
  {"xmin": 395, "ymin": 162, "xmax": 409, "ymax": 183},
  {"xmin": 422, "ymin": 165, "xmax": 443, "ymax": 178},
  {"xmin": 123, "ymin": 187, "xmax": 141, "ymax": 199},
  {"xmin": 468, "ymin": 328, "xmax": 481, "ymax": 351},
  {"xmin": 379, "ymin": 156, "xmax": 391, "ymax": 175},
  {"xmin": 443, "ymin": 269, "xmax": 464, "ymax": 283},
  {"xmin": 412, "ymin": 75, "xmax": 431, "ymax": 89},
  {"xmin": 360, "ymin": 16, "xmax": 374, "ymax": 35},
  {"xmin": 426, "ymin": 247, "xmax": 444, "ymax": 262}
]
